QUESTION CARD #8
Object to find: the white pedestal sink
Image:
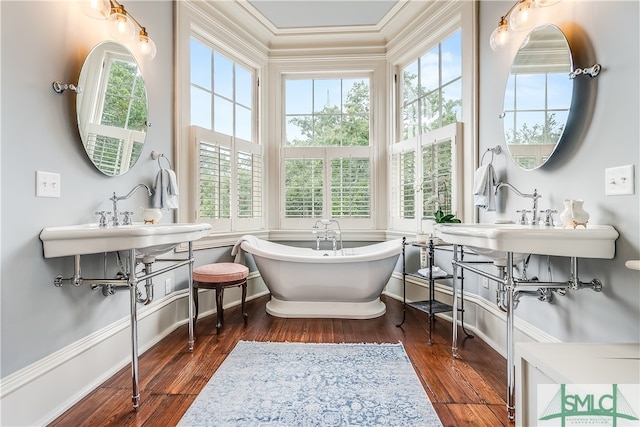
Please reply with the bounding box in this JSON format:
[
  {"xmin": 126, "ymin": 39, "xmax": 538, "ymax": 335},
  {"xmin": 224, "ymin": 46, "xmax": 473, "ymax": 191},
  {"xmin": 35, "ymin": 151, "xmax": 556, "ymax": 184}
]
[
  {"xmin": 39, "ymin": 221, "xmax": 212, "ymax": 410},
  {"xmin": 434, "ymin": 223, "xmax": 619, "ymax": 259},
  {"xmin": 433, "ymin": 222, "xmax": 619, "ymax": 422},
  {"xmin": 40, "ymin": 222, "xmax": 212, "ymax": 258}
]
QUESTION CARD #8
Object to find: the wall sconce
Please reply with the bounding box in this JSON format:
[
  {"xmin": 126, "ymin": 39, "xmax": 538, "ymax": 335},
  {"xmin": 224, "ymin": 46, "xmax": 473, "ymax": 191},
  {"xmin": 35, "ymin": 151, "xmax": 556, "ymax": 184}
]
[
  {"xmin": 82, "ymin": 0, "xmax": 156, "ymax": 60},
  {"xmin": 490, "ymin": 0, "xmax": 561, "ymax": 51}
]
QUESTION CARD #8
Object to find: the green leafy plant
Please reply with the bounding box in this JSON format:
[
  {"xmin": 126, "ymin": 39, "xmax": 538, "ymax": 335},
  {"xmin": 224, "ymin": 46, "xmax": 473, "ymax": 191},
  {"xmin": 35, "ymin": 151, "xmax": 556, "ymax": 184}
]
[{"xmin": 434, "ymin": 209, "xmax": 461, "ymax": 224}]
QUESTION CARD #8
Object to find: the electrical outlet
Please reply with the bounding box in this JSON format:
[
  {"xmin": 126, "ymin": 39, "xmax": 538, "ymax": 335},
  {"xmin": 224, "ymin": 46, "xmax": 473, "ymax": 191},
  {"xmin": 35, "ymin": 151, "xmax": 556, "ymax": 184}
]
[
  {"xmin": 165, "ymin": 278, "xmax": 172, "ymax": 295},
  {"xmin": 36, "ymin": 171, "xmax": 61, "ymax": 198},
  {"xmin": 482, "ymin": 277, "xmax": 489, "ymax": 289},
  {"xmin": 605, "ymin": 165, "xmax": 635, "ymax": 196}
]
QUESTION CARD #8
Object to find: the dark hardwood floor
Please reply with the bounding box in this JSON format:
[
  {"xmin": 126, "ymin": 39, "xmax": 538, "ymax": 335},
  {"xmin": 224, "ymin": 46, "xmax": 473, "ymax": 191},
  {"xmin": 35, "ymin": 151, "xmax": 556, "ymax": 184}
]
[{"xmin": 49, "ymin": 295, "xmax": 510, "ymax": 426}]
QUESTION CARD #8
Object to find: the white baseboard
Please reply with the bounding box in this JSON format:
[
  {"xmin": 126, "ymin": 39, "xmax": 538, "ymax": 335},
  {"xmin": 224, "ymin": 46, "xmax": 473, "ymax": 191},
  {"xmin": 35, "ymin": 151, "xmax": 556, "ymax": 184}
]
[{"xmin": 0, "ymin": 275, "xmax": 268, "ymax": 427}]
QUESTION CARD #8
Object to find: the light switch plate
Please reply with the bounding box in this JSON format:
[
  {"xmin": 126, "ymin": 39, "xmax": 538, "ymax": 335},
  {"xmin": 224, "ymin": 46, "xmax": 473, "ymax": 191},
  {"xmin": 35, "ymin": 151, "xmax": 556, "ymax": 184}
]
[
  {"xmin": 605, "ymin": 165, "xmax": 635, "ymax": 196},
  {"xmin": 36, "ymin": 171, "xmax": 61, "ymax": 198}
]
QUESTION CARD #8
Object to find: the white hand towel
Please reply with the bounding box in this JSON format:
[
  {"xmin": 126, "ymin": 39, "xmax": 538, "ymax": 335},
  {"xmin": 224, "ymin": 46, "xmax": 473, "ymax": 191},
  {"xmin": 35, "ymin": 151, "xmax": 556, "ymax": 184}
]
[
  {"xmin": 231, "ymin": 235, "xmax": 261, "ymax": 263},
  {"xmin": 152, "ymin": 169, "xmax": 179, "ymax": 209},
  {"xmin": 418, "ymin": 266, "xmax": 448, "ymax": 279},
  {"xmin": 473, "ymin": 164, "xmax": 497, "ymax": 211}
]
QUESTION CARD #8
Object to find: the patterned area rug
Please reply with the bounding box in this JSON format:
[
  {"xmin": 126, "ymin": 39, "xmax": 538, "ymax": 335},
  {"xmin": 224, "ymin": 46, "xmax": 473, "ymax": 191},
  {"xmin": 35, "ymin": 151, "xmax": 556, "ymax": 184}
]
[{"xmin": 178, "ymin": 341, "xmax": 442, "ymax": 426}]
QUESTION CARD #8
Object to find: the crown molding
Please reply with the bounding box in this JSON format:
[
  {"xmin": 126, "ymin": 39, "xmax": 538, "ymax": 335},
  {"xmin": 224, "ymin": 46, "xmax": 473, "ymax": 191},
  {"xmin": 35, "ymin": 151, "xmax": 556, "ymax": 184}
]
[{"xmin": 193, "ymin": 0, "xmax": 449, "ymax": 58}]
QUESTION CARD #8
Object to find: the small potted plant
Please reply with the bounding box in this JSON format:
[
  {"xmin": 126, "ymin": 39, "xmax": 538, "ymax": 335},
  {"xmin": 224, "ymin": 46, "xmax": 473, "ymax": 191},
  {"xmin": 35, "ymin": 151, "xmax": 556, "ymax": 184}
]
[{"xmin": 434, "ymin": 209, "xmax": 461, "ymax": 224}]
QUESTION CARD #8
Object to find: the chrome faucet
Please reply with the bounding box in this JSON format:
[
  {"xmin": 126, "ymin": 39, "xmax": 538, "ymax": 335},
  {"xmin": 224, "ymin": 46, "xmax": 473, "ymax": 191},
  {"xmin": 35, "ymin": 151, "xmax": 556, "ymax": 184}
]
[
  {"xmin": 312, "ymin": 219, "xmax": 343, "ymax": 254},
  {"xmin": 494, "ymin": 182, "xmax": 542, "ymax": 225},
  {"xmin": 110, "ymin": 184, "xmax": 152, "ymax": 226}
]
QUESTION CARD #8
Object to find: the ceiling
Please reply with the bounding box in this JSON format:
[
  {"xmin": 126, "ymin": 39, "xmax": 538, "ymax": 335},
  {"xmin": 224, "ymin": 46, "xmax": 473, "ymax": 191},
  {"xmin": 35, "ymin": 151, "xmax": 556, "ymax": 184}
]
[{"xmin": 246, "ymin": 0, "xmax": 399, "ymax": 29}]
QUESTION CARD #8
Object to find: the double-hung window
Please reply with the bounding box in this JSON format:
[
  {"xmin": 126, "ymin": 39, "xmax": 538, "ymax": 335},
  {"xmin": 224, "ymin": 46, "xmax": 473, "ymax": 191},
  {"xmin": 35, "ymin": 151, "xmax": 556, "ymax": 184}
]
[
  {"xmin": 390, "ymin": 29, "xmax": 464, "ymax": 232},
  {"xmin": 281, "ymin": 77, "xmax": 373, "ymax": 229},
  {"xmin": 188, "ymin": 37, "xmax": 263, "ymax": 232}
]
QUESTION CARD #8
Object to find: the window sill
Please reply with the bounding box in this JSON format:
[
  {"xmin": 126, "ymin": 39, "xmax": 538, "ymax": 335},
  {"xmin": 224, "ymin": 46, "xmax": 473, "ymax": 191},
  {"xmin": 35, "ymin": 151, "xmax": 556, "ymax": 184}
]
[{"xmin": 176, "ymin": 229, "xmax": 405, "ymax": 251}]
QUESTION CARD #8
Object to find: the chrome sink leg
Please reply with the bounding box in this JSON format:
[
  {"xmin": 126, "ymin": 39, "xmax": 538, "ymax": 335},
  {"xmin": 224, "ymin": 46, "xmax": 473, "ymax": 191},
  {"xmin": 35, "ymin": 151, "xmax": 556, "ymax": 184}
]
[
  {"xmin": 128, "ymin": 248, "xmax": 140, "ymax": 410},
  {"xmin": 188, "ymin": 241, "xmax": 195, "ymax": 351},
  {"xmin": 451, "ymin": 244, "xmax": 459, "ymax": 358},
  {"xmin": 506, "ymin": 251, "xmax": 515, "ymax": 421}
]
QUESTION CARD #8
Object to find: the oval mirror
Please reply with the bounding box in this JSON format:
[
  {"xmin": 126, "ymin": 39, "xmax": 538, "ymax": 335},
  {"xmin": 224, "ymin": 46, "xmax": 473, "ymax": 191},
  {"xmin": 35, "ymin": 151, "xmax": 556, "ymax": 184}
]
[
  {"xmin": 76, "ymin": 41, "xmax": 149, "ymax": 176},
  {"xmin": 502, "ymin": 24, "xmax": 573, "ymax": 171}
]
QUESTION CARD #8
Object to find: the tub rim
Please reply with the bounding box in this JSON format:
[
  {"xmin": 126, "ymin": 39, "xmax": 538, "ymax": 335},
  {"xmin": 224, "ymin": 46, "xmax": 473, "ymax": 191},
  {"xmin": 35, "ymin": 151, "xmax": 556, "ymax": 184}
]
[{"xmin": 239, "ymin": 237, "xmax": 402, "ymax": 264}]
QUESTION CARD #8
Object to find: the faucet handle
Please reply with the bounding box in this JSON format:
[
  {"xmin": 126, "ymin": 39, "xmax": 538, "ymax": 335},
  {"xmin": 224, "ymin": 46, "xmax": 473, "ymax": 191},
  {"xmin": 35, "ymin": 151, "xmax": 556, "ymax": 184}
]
[
  {"xmin": 95, "ymin": 211, "xmax": 111, "ymax": 227},
  {"xmin": 542, "ymin": 209, "xmax": 558, "ymax": 227},
  {"xmin": 516, "ymin": 209, "xmax": 531, "ymax": 225},
  {"xmin": 120, "ymin": 211, "xmax": 134, "ymax": 225}
]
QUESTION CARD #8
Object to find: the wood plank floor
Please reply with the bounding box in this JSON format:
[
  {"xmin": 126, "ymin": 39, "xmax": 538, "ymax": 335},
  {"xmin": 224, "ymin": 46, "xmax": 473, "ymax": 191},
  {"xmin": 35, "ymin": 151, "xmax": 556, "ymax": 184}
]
[{"xmin": 49, "ymin": 295, "xmax": 510, "ymax": 427}]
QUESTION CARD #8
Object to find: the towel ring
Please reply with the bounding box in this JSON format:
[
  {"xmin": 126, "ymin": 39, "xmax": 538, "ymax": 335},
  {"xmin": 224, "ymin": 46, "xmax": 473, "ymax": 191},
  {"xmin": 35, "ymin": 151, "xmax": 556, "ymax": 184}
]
[
  {"xmin": 480, "ymin": 145, "xmax": 502, "ymax": 166},
  {"xmin": 151, "ymin": 151, "xmax": 173, "ymax": 169}
]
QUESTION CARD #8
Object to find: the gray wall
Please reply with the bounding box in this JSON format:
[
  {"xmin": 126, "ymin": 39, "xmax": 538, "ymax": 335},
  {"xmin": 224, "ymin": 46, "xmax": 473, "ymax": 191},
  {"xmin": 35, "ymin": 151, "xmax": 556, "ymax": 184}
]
[
  {"xmin": 0, "ymin": 1, "xmax": 178, "ymax": 377},
  {"xmin": 1, "ymin": 0, "xmax": 638, "ymax": 381},
  {"xmin": 476, "ymin": 1, "xmax": 639, "ymax": 342}
]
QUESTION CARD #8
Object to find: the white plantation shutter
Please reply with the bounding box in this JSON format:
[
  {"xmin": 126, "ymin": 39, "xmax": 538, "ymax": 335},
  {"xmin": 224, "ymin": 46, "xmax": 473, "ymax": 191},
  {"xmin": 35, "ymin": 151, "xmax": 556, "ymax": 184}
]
[
  {"xmin": 193, "ymin": 126, "xmax": 263, "ymax": 231},
  {"xmin": 330, "ymin": 157, "xmax": 370, "ymax": 218}
]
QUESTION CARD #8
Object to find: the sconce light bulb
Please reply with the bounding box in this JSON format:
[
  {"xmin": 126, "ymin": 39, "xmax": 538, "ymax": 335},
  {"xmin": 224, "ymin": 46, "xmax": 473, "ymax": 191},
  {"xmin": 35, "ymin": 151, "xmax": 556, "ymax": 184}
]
[
  {"xmin": 137, "ymin": 30, "xmax": 157, "ymax": 60},
  {"xmin": 107, "ymin": 8, "xmax": 136, "ymax": 42},
  {"xmin": 509, "ymin": 0, "xmax": 540, "ymax": 32},
  {"xmin": 83, "ymin": 0, "xmax": 111, "ymax": 19},
  {"xmin": 489, "ymin": 17, "xmax": 510, "ymax": 51}
]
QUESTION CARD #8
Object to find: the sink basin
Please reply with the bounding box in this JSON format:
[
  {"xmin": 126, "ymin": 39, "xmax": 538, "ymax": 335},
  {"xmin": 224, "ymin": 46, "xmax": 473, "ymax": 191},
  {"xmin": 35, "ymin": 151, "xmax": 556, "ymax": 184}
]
[
  {"xmin": 40, "ymin": 222, "xmax": 212, "ymax": 258},
  {"xmin": 434, "ymin": 223, "xmax": 619, "ymax": 259},
  {"xmin": 465, "ymin": 246, "xmax": 527, "ymax": 267}
]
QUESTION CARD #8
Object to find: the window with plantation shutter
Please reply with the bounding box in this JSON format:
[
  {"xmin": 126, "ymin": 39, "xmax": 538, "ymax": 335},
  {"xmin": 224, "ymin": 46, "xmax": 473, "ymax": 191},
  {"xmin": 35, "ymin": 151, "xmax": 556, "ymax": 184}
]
[
  {"xmin": 390, "ymin": 123, "xmax": 461, "ymax": 232},
  {"xmin": 193, "ymin": 126, "xmax": 263, "ymax": 231},
  {"xmin": 281, "ymin": 76, "xmax": 373, "ymax": 229},
  {"xmin": 188, "ymin": 33, "xmax": 263, "ymax": 233},
  {"xmin": 391, "ymin": 26, "xmax": 466, "ymax": 233},
  {"xmin": 284, "ymin": 157, "xmax": 324, "ymax": 219},
  {"xmin": 199, "ymin": 138, "xmax": 231, "ymax": 220},
  {"xmin": 331, "ymin": 157, "xmax": 370, "ymax": 218}
]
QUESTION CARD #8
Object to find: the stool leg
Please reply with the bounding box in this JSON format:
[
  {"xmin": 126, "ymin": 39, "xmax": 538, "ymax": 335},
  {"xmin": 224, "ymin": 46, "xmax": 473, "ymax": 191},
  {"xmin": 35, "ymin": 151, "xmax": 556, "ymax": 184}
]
[
  {"xmin": 215, "ymin": 286, "xmax": 224, "ymax": 334},
  {"xmin": 241, "ymin": 282, "xmax": 248, "ymax": 325},
  {"xmin": 193, "ymin": 284, "xmax": 199, "ymax": 331}
]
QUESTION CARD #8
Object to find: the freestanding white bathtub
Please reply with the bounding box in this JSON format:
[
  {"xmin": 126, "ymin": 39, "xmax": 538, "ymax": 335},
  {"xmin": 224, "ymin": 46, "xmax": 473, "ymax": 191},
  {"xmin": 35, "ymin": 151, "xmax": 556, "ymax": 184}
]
[{"xmin": 232, "ymin": 236, "xmax": 402, "ymax": 319}]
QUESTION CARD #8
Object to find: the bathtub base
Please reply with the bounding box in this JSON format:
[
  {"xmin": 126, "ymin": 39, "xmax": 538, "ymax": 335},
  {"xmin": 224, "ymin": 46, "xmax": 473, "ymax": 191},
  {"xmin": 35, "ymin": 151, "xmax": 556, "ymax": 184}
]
[{"xmin": 266, "ymin": 296, "xmax": 386, "ymax": 319}]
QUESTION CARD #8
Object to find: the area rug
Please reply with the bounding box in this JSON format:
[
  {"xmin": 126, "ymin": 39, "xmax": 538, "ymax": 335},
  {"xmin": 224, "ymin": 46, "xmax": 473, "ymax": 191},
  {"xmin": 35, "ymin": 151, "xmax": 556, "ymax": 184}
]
[{"xmin": 178, "ymin": 341, "xmax": 442, "ymax": 426}]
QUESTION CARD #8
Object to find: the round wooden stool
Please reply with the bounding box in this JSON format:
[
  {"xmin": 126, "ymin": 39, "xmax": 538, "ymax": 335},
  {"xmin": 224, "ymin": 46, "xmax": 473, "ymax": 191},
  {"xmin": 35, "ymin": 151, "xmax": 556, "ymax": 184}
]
[{"xmin": 193, "ymin": 262, "xmax": 249, "ymax": 334}]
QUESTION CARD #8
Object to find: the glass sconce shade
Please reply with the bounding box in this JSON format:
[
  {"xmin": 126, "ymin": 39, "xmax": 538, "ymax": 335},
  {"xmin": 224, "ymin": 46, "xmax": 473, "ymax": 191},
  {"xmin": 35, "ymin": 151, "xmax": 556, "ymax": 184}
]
[
  {"xmin": 83, "ymin": 0, "xmax": 111, "ymax": 19},
  {"xmin": 137, "ymin": 31, "xmax": 157, "ymax": 60},
  {"xmin": 107, "ymin": 10, "xmax": 136, "ymax": 42},
  {"xmin": 490, "ymin": 17, "xmax": 510, "ymax": 51},
  {"xmin": 509, "ymin": 0, "xmax": 540, "ymax": 32}
]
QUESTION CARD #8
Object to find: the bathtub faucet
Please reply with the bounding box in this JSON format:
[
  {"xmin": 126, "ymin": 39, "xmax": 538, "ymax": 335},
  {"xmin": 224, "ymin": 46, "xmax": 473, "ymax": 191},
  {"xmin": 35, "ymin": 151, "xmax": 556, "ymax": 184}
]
[{"xmin": 312, "ymin": 219, "xmax": 343, "ymax": 254}]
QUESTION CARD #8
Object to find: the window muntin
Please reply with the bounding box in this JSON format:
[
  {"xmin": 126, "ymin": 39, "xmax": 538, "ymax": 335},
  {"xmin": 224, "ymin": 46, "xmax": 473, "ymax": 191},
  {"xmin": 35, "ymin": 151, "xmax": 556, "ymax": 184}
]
[
  {"xmin": 285, "ymin": 78, "xmax": 370, "ymax": 147},
  {"xmin": 401, "ymin": 30, "xmax": 462, "ymax": 140},
  {"xmin": 190, "ymin": 38, "xmax": 254, "ymax": 142}
]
